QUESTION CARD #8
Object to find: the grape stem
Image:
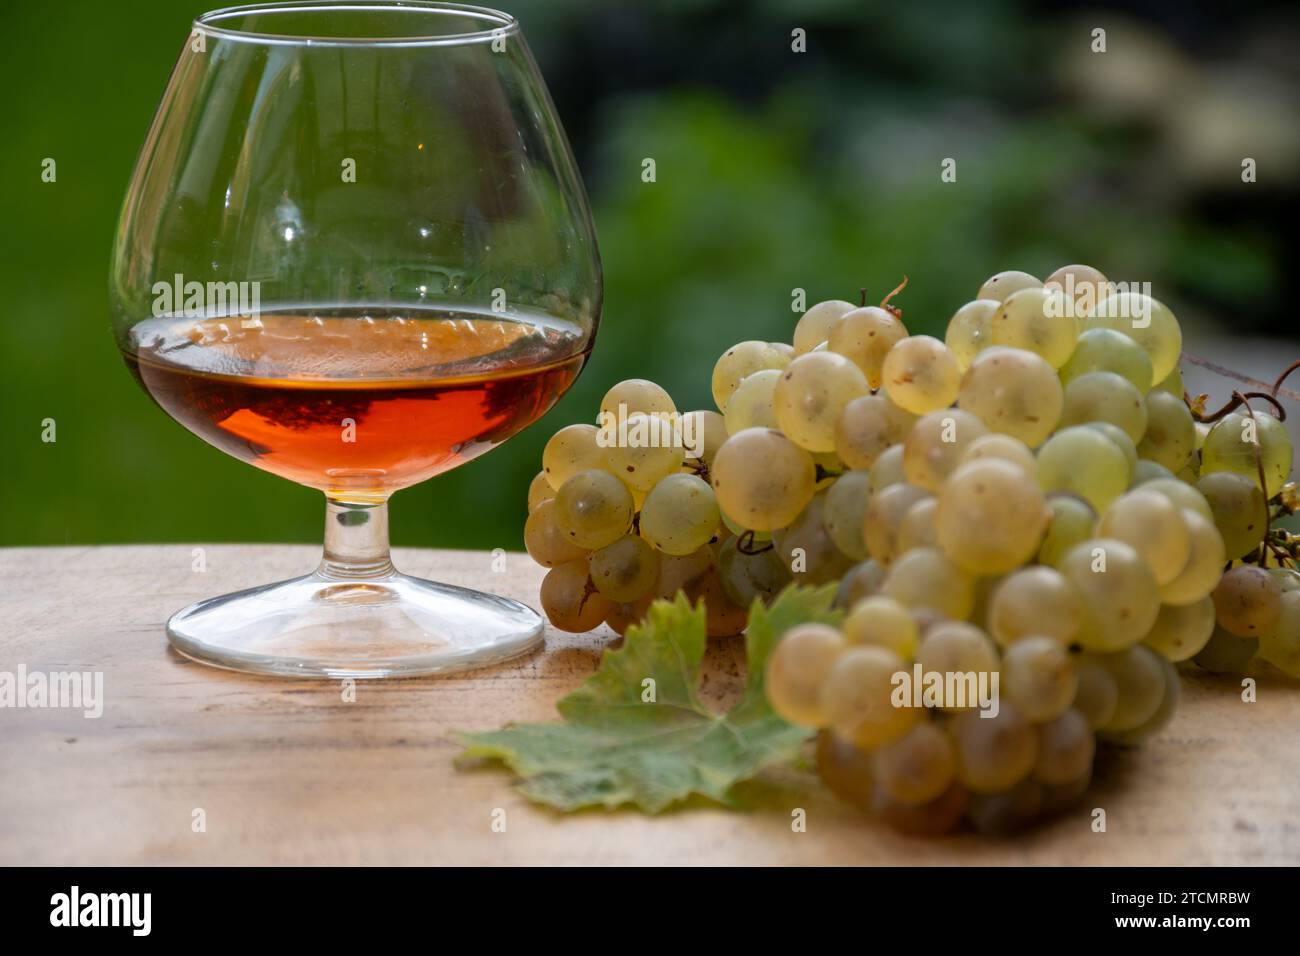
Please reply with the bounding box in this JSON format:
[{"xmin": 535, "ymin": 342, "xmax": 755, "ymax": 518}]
[
  {"xmin": 682, "ymin": 456, "xmax": 710, "ymax": 483},
  {"xmin": 1221, "ymin": 391, "xmax": 1279, "ymax": 568},
  {"xmin": 856, "ymin": 276, "xmax": 909, "ymax": 317},
  {"xmin": 880, "ymin": 275, "xmax": 909, "ymax": 319},
  {"xmin": 1192, "ymin": 389, "xmax": 1286, "ymax": 424},
  {"xmin": 736, "ymin": 530, "xmax": 773, "ymax": 555},
  {"xmin": 1180, "ymin": 351, "xmax": 1300, "ymax": 406},
  {"xmin": 1273, "ymin": 359, "xmax": 1300, "ymax": 397}
]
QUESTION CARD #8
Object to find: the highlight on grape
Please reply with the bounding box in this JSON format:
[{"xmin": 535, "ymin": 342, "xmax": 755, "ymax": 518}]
[{"xmin": 522, "ymin": 262, "xmax": 1299, "ymax": 834}]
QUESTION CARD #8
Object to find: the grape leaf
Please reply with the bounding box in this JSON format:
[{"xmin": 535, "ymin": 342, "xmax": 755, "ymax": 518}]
[{"xmin": 457, "ymin": 585, "xmax": 841, "ymax": 813}]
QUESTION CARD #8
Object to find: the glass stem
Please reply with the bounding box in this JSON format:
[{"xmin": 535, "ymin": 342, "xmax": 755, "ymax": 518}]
[{"xmin": 319, "ymin": 496, "xmax": 394, "ymax": 580}]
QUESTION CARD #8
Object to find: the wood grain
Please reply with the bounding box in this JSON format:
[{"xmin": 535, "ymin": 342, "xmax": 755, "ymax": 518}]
[{"xmin": 0, "ymin": 545, "xmax": 1296, "ymax": 865}]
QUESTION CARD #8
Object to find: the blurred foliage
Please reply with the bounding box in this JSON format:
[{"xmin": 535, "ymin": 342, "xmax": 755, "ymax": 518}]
[{"xmin": 1, "ymin": 0, "xmax": 1297, "ymax": 549}]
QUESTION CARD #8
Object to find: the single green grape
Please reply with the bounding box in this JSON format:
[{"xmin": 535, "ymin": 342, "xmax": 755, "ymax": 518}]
[
  {"xmin": 765, "ymin": 623, "xmax": 846, "ymax": 727},
  {"xmin": 872, "ymin": 722, "xmax": 956, "ymax": 806},
  {"xmin": 1159, "ymin": 508, "xmax": 1225, "ymax": 606},
  {"xmin": 1059, "ymin": 538, "xmax": 1161, "ymax": 651},
  {"xmin": 716, "ymin": 535, "xmax": 790, "ymax": 608},
  {"xmin": 988, "ymin": 565, "xmax": 1084, "ymax": 646},
  {"xmin": 1059, "ymin": 370, "xmax": 1149, "ymax": 443},
  {"xmin": 793, "ymin": 299, "xmax": 855, "ymax": 355},
  {"xmin": 774, "ymin": 351, "xmax": 870, "ymax": 452},
  {"xmin": 814, "ymin": 730, "xmax": 876, "ymax": 811},
  {"xmin": 710, "ymin": 340, "xmax": 792, "ymax": 411},
  {"xmin": 880, "ymin": 547, "xmax": 977, "ymax": 619},
  {"xmin": 1193, "ymin": 627, "xmax": 1259, "ymax": 673},
  {"xmin": 1083, "ymin": 421, "xmax": 1138, "ymax": 478},
  {"xmin": 527, "ymin": 471, "xmax": 554, "ymax": 512},
  {"xmin": 934, "ymin": 459, "xmax": 1048, "ymax": 575},
  {"xmin": 723, "ymin": 368, "xmax": 781, "ymax": 434},
  {"xmin": 863, "ymin": 482, "xmax": 931, "ymax": 566},
  {"xmin": 1037, "ymin": 493, "xmax": 1097, "ymax": 568},
  {"xmin": 881, "ymin": 335, "xmax": 962, "ymax": 414},
  {"xmin": 959, "ymin": 432, "xmax": 1038, "ymax": 476},
  {"xmin": 822, "ymin": 646, "xmax": 919, "ymax": 749},
  {"xmin": 540, "ymin": 558, "xmax": 613, "ymax": 633},
  {"xmin": 1200, "ymin": 410, "xmax": 1293, "ymax": 498},
  {"xmin": 956, "ymin": 346, "xmax": 1062, "ymax": 447},
  {"xmin": 1032, "ymin": 709, "xmax": 1096, "ymax": 787},
  {"xmin": 1059, "ymin": 327, "xmax": 1153, "ymax": 394},
  {"xmin": 599, "ymin": 378, "xmax": 676, "ymax": 421},
  {"xmin": 1211, "ymin": 565, "xmax": 1282, "ymax": 637},
  {"xmin": 976, "ymin": 269, "xmax": 1042, "ymax": 303},
  {"xmin": 902, "ymin": 408, "xmax": 989, "ymax": 492},
  {"xmin": 1143, "ymin": 596, "xmax": 1216, "ymax": 662},
  {"xmin": 711, "ymin": 427, "xmax": 816, "ymax": 531},
  {"xmin": 828, "ymin": 305, "xmax": 908, "ymax": 388},
  {"xmin": 523, "ymin": 498, "xmax": 590, "ymax": 568},
  {"xmin": 604, "ymin": 412, "xmax": 686, "ymax": 491},
  {"xmin": 944, "ymin": 299, "xmax": 998, "ymax": 369},
  {"xmin": 950, "ymin": 703, "xmax": 1037, "ymax": 794},
  {"xmin": 589, "ymin": 534, "xmax": 661, "ymax": 602},
  {"xmin": 835, "ymin": 393, "xmax": 916, "ymax": 470},
  {"xmin": 1102, "ymin": 653, "xmax": 1179, "ymax": 744},
  {"xmin": 1044, "ymin": 263, "xmax": 1111, "ymax": 320},
  {"xmin": 1085, "ymin": 645, "xmax": 1166, "ymax": 733},
  {"xmin": 1072, "ymin": 659, "xmax": 1119, "ymax": 729},
  {"xmin": 554, "ymin": 469, "xmax": 636, "ymax": 550},
  {"xmin": 1081, "ymin": 291, "xmax": 1182, "ymax": 386},
  {"xmin": 639, "ymin": 473, "xmax": 720, "ymax": 556},
  {"xmin": 1131, "ymin": 459, "xmax": 1175, "ymax": 485},
  {"xmin": 835, "ymin": 558, "xmax": 888, "ymax": 609},
  {"xmin": 772, "ymin": 493, "xmax": 855, "ymax": 585},
  {"xmin": 681, "ymin": 409, "xmax": 727, "ymax": 467},
  {"xmin": 989, "ymin": 286, "xmax": 1077, "ymax": 369},
  {"xmin": 1136, "ymin": 390, "xmax": 1196, "ymax": 473},
  {"xmin": 1002, "ymin": 636, "xmax": 1077, "ymax": 723},
  {"xmin": 542, "ymin": 423, "xmax": 607, "ymax": 491},
  {"xmin": 843, "ymin": 595, "xmax": 920, "ymax": 657},
  {"xmin": 822, "ymin": 470, "xmax": 873, "ymax": 561},
  {"xmin": 897, "ymin": 496, "xmax": 940, "ymax": 553},
  {"xmin": 1097, "ymin": 489, "xmax": 1191, "ymax": 587},
  {"xmin": 1036, "ymin": 426, "xmax": 1130, "ymax": 512},
  {"xmin": 867, "ymin": 444, "xmax": 907, "ymax": 495},
  {"xmin": 915, "ymin": 621, "xmax": 999, "ymax": 711},
  {"xmin": 1197, "ymin": 471, "xmax": 1268, "ymax": 560}
]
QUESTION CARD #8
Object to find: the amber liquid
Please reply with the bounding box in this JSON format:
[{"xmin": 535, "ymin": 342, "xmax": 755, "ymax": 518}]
[{"xmin": 123, "ymin": 307, "xmax": 587, "ymax": 500}]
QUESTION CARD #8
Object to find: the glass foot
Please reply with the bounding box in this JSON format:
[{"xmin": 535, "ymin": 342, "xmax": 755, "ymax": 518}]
[{"xmin": 166, "ymin": 570, "xmax": 545, "ymax": 679}]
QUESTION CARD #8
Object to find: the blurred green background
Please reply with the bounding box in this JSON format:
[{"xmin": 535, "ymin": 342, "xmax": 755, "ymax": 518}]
[{"xmin": 3, "ymin": 0, "xmax": 1298, "ymax": 550}]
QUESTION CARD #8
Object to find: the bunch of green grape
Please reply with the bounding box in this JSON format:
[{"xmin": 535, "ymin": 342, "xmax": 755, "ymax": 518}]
[
  {"xmin": 525, "ymin": 377, "xmax": 753, "ymax": 638},
  {"xmin": 523, "ymin": 262, "xmax": 1298, "ymax": 833},
  {"xmin": 751, "ymin": 264, "xmax": 1296, "ymax": 834}
]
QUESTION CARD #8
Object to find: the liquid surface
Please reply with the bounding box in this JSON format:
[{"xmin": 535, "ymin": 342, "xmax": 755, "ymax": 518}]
[{"xmin": 124, "ymin": 307, "xmax": 587, "ymax": 500}]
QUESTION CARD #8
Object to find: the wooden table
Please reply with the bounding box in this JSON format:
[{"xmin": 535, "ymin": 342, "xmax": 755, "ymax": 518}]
[{"xmin": 1, "ymin": 545, "xmax": 1296, "ymax": 865}]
